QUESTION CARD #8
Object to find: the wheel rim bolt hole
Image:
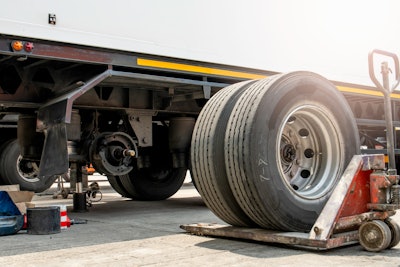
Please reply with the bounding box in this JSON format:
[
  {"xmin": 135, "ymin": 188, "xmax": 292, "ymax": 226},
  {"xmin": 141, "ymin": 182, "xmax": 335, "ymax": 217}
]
[
  {"xmin": 304, "ymin": 148, "xmax": 314, "ymax": 158},
  {"xmin": 300, "ymin": 169, "xmax": 311, "ymax": 178},
  {"xmin": 298, "ymin": 128, "xmax": 309, "ymax": 138},
  {"xmin": 287, "ymin": 116, "xmax": 296, "ymax": 124}
]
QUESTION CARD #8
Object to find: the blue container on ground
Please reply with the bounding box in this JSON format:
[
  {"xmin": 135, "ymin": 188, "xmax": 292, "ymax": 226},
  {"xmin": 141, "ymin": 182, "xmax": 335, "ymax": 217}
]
[
  {"xmin": 0, "ymin": 191, "xmax": 23, "ymax": 236},
  {"xmin": 0, "ymin": 215, "xmax": 24, "ymax": 236}
]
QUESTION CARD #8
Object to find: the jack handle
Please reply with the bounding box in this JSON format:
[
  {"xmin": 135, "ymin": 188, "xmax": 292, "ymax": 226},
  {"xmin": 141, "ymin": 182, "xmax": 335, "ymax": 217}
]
[
  {"xmin": 368, "ymin": 49, "xmax": 400, "ymax": 94},
  {"xmin": 368, "ymin": 49, "xmax": 400, "ymax": 172}
]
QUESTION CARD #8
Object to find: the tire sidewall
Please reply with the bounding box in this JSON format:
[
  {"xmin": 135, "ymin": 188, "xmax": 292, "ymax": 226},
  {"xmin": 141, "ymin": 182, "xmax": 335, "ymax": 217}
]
[
  {"xmin": 247, "ymin": 73, "xmax": 359, "ymax": 228},
  {"xmin": 1, "ymin": 140, "xmax": 56, "ymax": 192},
  {"xmin": 133, "ymin": 167, "xmax": 187, "ymax": 200}
]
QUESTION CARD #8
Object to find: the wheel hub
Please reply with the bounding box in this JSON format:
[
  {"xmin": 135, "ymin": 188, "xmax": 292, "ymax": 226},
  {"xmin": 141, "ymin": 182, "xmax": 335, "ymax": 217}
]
[
  {"xmin": 281, "ymin": 143, "xmax": 296, "ymax": 164},
  {"xmin": 17, "ymin": 156, "xmax": 40, "ymax": 182},
  {"xmin": 365, "ymin": 229, "xmax": 379, "ymax": 243},
  {"xmin": 90, "ymin": 132, "xmax": 137, "ymax": 176},
  {"xmin": 277, "ymin": 105, "xmax": 343, "ymax": 199}
]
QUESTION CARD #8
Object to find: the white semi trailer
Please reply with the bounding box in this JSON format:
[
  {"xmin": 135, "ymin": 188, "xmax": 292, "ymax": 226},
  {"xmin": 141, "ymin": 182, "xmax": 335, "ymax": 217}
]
[{"xmin": 0, "ymin": 0, "xmax": 399, "ymax": 231}]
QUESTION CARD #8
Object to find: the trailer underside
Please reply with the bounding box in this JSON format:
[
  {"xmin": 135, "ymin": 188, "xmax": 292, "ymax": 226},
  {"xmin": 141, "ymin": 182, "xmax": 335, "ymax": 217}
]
[{"xmin": 0, "ymin": 35, "xmax": 399, "ymax": 227}]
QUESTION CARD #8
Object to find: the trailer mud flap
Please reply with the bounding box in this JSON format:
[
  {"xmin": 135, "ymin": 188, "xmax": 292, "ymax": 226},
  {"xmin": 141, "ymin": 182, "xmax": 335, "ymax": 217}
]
[
  {"xmin": 38, "ymin": 123, "xmax": 68, "ymax": 177},
  {"xmin": 36, "ymin": 97, "xmax": 69, "ymax": 178},
  {"xmin": 36, "ymin": 70, "xmax": 112, "ymax": 178}
]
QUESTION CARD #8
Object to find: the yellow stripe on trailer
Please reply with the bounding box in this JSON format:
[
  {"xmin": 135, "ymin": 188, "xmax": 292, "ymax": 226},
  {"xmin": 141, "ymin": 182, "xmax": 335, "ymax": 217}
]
[
  {"xmin": 137, "ymin": 58, "xmax": 266, "ymax": 80},
  {"xmin": 337, "ymin": 85, "xmax": 400, "ymax": 99},
  {"xmin": 137, "ymin": 57, "xmax": 400, "ymax": 99}
]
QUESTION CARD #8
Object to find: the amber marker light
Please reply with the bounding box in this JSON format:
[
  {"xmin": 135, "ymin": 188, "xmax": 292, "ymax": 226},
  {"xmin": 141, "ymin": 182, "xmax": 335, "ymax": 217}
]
[{"xmin": 11, "ymin": 40, "xmax": 24, "ymax": 51}]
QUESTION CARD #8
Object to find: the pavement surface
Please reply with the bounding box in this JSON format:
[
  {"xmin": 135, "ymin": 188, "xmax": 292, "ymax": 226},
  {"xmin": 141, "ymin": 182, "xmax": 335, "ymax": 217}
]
[{"xmin": 0, "ymin": 174, "xmax": 399, "ymax": 267}]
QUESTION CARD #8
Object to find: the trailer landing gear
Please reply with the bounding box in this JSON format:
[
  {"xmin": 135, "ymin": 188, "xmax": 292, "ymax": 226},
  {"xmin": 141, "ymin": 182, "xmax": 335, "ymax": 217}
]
[{"xmin": 181, "ymin": 154, "xmax": 400, "ymax": 251}]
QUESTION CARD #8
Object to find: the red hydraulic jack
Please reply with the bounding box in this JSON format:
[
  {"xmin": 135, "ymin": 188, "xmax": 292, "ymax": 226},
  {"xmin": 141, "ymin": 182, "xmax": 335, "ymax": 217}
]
[{"xmin": 181, "ymin": 50, "xmax": 400, "ymax": 252}]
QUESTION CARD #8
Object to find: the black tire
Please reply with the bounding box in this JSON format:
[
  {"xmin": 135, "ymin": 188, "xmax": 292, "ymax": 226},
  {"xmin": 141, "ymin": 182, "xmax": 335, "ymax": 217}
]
[
  {"xmin": 191, "ymin": 80, "xmax": 256, "ymax": 226},
  {"xmin": 116, "ymin": 167, "xmax": 187, "ymax": 200},
  {"xmin": 225, "ymin": 72, "xmax": 359, "ymax": 231},
  {"xmin": 109, "ymin": 124, "xmax": 187, "ymax": 200},
  {"xmin": 0, "ymin": 140, "xmax": 12, "ymax": 184},
  {"xmin": 107, "ymin": 175, "xmax": 131, "ymax": 197},
  {"xmin": 0, "ymin": 139, "xmax": 57, "ymax": 192}
]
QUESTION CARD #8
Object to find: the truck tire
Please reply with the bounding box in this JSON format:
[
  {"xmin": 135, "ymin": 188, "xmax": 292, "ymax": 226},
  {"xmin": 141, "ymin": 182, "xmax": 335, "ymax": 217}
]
[
  {"xmin": 0, "ymin": 140, "xmax": 11, "ymax": 185},
  {"xmin": 108, "ymin": 124, "xmax": 187, "ymax": 200},
  {"xmin": 117, "ymin": 167, "xmax": 187, "ymax": 200},
  {"xmin": 0, "ymin": 139, "xmax": 57, "ymax": 192},
  {"xmin": 225, "ymin": 72, "xmax": 359, "ymax": 231},
  {"xmin": 191, "ymin": 80, "xmax": 256, "ymax": 226},
  {"xmin": 107, "ymin": 175, "xmax": 131, "ymax": 197}
]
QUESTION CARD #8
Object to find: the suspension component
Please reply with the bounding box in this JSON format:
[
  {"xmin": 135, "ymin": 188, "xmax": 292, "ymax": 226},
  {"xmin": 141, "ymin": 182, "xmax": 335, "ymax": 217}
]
[{"xmin": 169, "ymin": 117, "xmax": 195, "ymax": 168}]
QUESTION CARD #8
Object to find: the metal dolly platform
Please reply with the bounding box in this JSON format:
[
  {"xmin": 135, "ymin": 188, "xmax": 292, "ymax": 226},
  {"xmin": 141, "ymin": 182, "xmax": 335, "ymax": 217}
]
[{"xmin": 181, "ymin": 154, "xmax": 400, "ymax": 251}]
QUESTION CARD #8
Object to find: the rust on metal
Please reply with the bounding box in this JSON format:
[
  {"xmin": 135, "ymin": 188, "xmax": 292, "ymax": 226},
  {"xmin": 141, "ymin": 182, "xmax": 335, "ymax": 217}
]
[
  {"xmin": 369, "ymin": 171, "xmax": 397, "ymax": 205},
  {"xmin": 181, "ymin": 155, "xmax": 399, "ymax": 251},
  {"xmin": 361, "ymin": 154, "xmax": 385, "ymax": 170},
  {"xmin": 333, "ymin": 211, "xmax": 394, "ymax": 233},
  {"xmin": 180, "ymin": 223, "xmax": 358, "ymax": 250},
  {"xmin": 309, "ymin": 155, "xmax": 369, "ymax": 240}
]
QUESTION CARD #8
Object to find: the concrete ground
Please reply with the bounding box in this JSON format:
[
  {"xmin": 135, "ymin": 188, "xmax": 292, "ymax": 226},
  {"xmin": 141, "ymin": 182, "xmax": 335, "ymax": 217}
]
[{"xmin": 0, "ymin": 174, "xmax": 399, "ymax": 267}]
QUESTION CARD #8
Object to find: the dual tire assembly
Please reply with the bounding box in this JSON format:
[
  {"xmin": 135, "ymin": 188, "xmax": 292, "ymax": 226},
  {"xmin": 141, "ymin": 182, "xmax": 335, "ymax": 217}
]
[
  {"xmin": 191, "ymin": 71, "xmax": 360, "ymax": 231},
  {"xmin": 191, "ymin": 71, "xmax": 400, "ymax": 250}
]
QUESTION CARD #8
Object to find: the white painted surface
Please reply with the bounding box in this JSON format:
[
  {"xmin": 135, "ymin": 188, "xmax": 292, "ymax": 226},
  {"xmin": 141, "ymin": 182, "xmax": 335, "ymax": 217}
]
[{"xmin": 1, "ymin": 0, "xmax": 399, "ymax": 86}]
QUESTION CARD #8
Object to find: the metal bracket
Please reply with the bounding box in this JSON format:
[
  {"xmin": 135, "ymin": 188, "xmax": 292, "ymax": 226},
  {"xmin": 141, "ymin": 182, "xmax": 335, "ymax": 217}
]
[
  {"xmin": 37, "ymin": 69, "xmax": 112, "ymax": 126},
  {"xmin": 127, "ymin": 111, "xmax": 155, "ymax": 147},
  {"xmin": 202, "ymin": 84, "xmax": 211, "ymax": 99},
  {"xmin": 202, "ymin": 77, "xmax": 211, "ymax": 99}
]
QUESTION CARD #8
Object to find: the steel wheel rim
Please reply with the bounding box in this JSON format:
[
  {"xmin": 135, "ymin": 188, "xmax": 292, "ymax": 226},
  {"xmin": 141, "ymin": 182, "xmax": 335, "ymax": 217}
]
[
  {"xmin": 277, "ymin": 104, "xmax": 343, "ymax": 199},
  {"xmin": 16, "ymin": 155, "xmax": 40, "ymax": 183}
]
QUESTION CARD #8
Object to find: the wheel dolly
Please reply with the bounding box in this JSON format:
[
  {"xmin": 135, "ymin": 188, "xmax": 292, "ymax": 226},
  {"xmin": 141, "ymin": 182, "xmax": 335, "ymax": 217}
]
[{"xmin": 181, "ymin": 50, "xmax": 400, "ymax": 252}]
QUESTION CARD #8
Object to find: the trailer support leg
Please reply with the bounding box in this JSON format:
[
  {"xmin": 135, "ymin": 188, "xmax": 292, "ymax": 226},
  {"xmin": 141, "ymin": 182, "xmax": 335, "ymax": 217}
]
[{"xmin": 72, "ymin": 162, "xmax": 87, "ymax": 212}]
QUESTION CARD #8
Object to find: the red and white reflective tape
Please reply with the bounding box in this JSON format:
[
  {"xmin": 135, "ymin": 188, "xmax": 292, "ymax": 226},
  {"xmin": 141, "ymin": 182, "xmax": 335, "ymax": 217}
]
[{"xmin": 58, "ymin": 205, "xmax": 70, "ymax": 230}]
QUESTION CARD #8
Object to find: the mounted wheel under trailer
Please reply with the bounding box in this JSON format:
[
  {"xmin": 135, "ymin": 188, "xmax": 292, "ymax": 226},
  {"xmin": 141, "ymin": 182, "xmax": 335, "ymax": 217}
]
[{"xmin": 182, "ymin": 154, "xmax": 400, "ymax": 251}]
